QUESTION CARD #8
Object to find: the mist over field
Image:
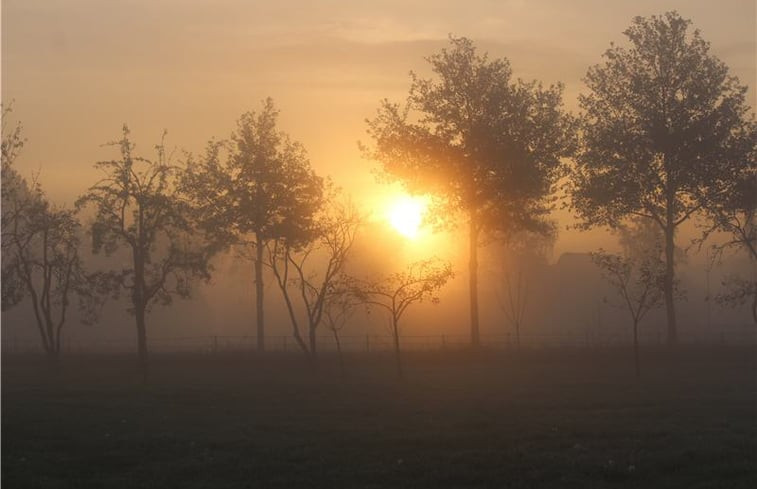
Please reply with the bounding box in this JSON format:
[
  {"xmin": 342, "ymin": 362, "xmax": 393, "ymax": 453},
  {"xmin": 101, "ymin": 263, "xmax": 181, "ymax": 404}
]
[{"xmin": 2, "ymin": 1, "xmax": 756, "ymax": 488}]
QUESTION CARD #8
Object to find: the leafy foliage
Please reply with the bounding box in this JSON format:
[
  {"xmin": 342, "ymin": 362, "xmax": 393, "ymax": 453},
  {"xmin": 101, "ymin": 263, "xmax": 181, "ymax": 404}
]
[
  {"xmin": 183, "ymin": 98, "xmax": 324, "ymax": 350},
  {"xmin": 365, "ymin": 36, "xmax": 574, "ymax": 346},
  {"xmin": 569, "ymin": 12, "xmax": 755, "ymax": 344},
  {"xmin": 365, "ymin": 36, "xmax": 574, "ymax": 235},
  {"xmin": 76, "ymin": 126, "xmax": 212, "ymax": 368}
]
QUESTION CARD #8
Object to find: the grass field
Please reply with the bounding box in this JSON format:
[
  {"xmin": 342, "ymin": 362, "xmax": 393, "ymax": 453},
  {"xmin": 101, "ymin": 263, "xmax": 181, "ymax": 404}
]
[{"xmin": 2, "ymin": 347, "xmax": 756, "ymax": 488}]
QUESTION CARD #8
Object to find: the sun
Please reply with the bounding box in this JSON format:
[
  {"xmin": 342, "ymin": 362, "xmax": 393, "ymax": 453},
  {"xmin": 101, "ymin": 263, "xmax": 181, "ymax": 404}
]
[{"xmin": 387, "ymin": 195, "xmax": 427, "ymax": 239}]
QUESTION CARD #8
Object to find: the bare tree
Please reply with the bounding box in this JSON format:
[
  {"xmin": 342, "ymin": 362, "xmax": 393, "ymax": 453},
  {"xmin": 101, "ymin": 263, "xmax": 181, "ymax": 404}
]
[
  {"xmin": 496, "ymin": 270, "xmax": 528, "ymax": 349},
  {"xmin": 591, "ymin": 221, "xmax": 667, "ymax": 377},
  {"xmin": 351, "ymin": 259, "xmax": 454, "ymax": 379},
  {"xmin": 77, "ymin": 126, "xmax": 212, "ymax": 379},
  {"xmin": 184, "ymin": 98, "xmax": 324, "ymax": 351},
  {"xmin": 268, "ymin": 198, "xmax": 360, "ymax": 363},
  {"xmin": 322, "ymin": 279, "xmax": 361, "ymax": 377}
]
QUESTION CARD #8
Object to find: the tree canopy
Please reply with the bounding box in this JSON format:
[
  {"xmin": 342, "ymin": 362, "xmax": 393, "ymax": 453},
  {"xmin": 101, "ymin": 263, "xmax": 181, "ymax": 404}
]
[
  {"xmin": 184, "ymin": 98, "xmax": 325, "ymax": 351},
  {"xmin": 365, "ymin": 36, "xmax": 575, "ymax": 346},
  {"xmin": 569, "ymin": 11, "xmax": 756, "ymax": 344}
]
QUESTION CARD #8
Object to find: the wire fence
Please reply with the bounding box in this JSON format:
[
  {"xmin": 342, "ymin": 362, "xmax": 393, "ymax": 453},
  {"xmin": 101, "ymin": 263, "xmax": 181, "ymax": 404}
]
[{"xmin": 3, "ymin": 326, "xmax": 756, "ymax": 355}]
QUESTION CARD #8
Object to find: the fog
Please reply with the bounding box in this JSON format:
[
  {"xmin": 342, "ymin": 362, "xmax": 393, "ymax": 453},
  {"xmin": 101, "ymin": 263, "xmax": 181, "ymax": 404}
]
[{"xmin": 2, "ymin": 0, "xmax": 755, "ymax": 352}]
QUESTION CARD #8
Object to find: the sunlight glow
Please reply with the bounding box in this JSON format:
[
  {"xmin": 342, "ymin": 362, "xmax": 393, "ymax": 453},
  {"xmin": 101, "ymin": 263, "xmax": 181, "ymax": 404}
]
[{"xmin": 387, "ymin": 195, "xmax": 427, "ymax": 239}]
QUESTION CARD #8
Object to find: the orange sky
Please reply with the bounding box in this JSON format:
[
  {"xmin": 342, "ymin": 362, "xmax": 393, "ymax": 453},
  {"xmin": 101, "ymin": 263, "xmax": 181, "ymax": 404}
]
[{"xmin": 2, "ymin": 0, "xmax": 755, "ymax": 258}]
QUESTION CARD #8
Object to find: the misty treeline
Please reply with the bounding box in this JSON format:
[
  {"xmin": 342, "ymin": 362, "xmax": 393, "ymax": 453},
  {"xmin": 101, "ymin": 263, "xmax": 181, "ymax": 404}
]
[{"xmin": 2, "ymin": 12, "xmax": 755, "ymax": 378}]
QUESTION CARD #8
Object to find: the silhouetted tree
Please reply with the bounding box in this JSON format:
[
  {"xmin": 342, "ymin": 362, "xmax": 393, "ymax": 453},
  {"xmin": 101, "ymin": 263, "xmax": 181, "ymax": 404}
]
[
  {"xmin": 591, "ymin": 221, "xmax": 667, "ymax": 377},
  {"xmin": 322, "ymin": 279, "xmax": 360, "ymax": 377},
  {"xmin": 1, "ymin": 110, "xmax": 103, "ymax": 359},
  {"xmin": 1, "ymin": 104, "xmax": 28, "ymax": 310},
  {"xmin": 701, "ymin": 157, "xmax": 756, "ymax": 323},
  {"xmin": 570, "ymin": 12, "xmax": 755, "ymax": 345},
  {"xmin": 351, "ymin": 259, "xmax": 453, "ymax": 378},
  {"xmin": 365, "ymin": 36, "xmax": 574, "ymax": 347},
  {"xmin": 495, "ymin": 229, "xmax": 554, "ymax": 348},
  {"xmin": 77, "ymin": 126, "xmax": 212, "ymax": 379},
  {"xmin": 715, "ymin": 275, "xmax": 756, "ymax": 325},
  {"xmin": 184, "ymin": 98, "xmax": 324, "ymax": 351},
  {"xmin": 496, "ymin": 270, "xmax": 528, "ymax": 349},
  {"xmin": 268, "ymin": 197, "xmax": 360, "ymax": 363}
]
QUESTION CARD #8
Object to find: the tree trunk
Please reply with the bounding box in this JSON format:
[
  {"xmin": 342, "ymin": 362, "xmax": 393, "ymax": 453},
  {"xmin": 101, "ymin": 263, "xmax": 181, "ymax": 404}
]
[
  {"xmin": 133, "ymin": 246, "xmax": 149, "ymax": 382},
  {"xmin": 633, "ymin": 319, "xmax": 640, "ymax": 379},
  {"xmin": 255, "ymin": 236, "xmax": 265, "ymax": 352},
  {"xmin": 308, "ymin": 324, "xmax": 318, "ymax": 365},
  {"xmin": 333, "ymin": 329, "xmax": 345, "ymax": 378},
  {"xmin": 469, "ymin": 213, "xmax": 480, "ymax": 348},
  {"xmin": 515, "ymin": 320, "xmax": 521, "ymax": 350},
  {"xmin": 663, "ymin": 224, "xmax": 678, "ymax": 346},
  {"xmin": 136, "ymin": 302, "xmax": 148, "ymax": 383},
  {"xmin": 392, "ymin": 317, "xmax": 403, "ymax": 380}
]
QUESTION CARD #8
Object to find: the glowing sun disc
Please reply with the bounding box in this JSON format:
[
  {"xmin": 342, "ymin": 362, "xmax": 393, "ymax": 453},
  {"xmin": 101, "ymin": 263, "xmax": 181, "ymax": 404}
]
[{"xmin": 388, "ymin": 196, "xmax": 426, "ymax": 239}]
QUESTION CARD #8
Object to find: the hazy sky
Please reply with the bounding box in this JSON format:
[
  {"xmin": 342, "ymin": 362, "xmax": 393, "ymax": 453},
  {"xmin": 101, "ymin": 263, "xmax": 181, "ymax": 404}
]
[{"xmin": 2, "ymin": 0, "xmax": 755, "ymax": 257}]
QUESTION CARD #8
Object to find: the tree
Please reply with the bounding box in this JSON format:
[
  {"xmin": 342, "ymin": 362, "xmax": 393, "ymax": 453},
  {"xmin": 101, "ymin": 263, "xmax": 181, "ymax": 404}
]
[
  {"xmin": 268, "ymin": 198, "xmax": 360, "ymax": 363},
  {"xmin": 365, "ymin": 36, "xmax": 574, "ymax": 347},
  {"xmin": 494, "ymin": 229, "xmax": 554, "ymax": 349},
  {"xmin": 1, "ymin": 104, "xmax": 28, "ymax": 310},
  {"xmin": 496, "ymin": 270, "xmax": 528, "ymax": 349},
  {"xmin": 184, "ymin": 98, "xmax": 324, "ymax": 351},
  {"xmin": 701, "ymin": 156, "xmax": 756, "ymax": 324},
  {"xmin": 77, "ymin": 126, "xmax": 212, "ymax": 378},
  {"xmin": 591, "ymin": 221, "xmax": 667, "ymax": 377},
  {"xmin": 322, "ymin": 280, "xmax": 360, "ymax": 378},
  {"xmin": 1, "ymin": 109, "xmax": 101, "ymax": 359},
  {"xmin": 570, "ymin": 12, "xmax": 755, "ymax": 345},
  {"xmin": 351, "ymin": 259, "xmax": 453, "ymax": 378}
]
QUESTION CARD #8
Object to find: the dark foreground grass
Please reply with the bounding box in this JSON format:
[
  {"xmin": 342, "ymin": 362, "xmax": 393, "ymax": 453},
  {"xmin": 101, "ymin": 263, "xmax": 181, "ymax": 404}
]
[{"xmin": 2, "ymin": 347, "xmax": 756, "ymax": 488}]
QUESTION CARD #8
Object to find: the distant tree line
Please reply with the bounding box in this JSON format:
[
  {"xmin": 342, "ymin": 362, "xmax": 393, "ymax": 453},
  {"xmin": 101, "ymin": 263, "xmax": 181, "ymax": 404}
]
[{"xmin": 2, "ymin": 11, "xmax": 754, "ymax": 380}]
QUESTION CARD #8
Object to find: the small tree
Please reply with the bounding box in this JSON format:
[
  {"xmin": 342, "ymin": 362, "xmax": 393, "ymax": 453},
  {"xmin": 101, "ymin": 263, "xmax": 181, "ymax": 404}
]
[
  {"xmin": 591, "ymin": 222, "xmax": 667, "ymax": 377},
  {"xmin": 570, "ymin": 12, "xmax": 755, "ymax": 345},
  {"xmin": 496, "ymin": 270, "xmax": 528, "ymax": 349},
  {"xmin": 268, "ymin": 198, "xmax": 360, "ymax": 363},
  {"xmin": 322, "ymin": 280, "xmax": 360, "ymax": 377},
  {"xmin": 184, "ymin": 98, "xmax": 324, "ymax": 351},
  {"xmin": 1, "ymin": 112, "xmax": 101, "ymax": 359},
  {"xmin": 702, "ymin": 164, "xmax": 756, "ymax": 324},
  {"xmin": 351, "ymin": 259, "xmax": 453, "ymax": 378},
  {"xmin": 77, "ymin": 126, "xmax": 212, "ymax": 379},
  {"xmin": 364, "ymin": 36, "xmax": 575, "ymax": 348}
]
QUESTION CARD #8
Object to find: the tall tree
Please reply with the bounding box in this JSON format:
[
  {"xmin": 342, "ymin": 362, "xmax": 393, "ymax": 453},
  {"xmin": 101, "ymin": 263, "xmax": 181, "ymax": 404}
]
[
  {"xmin": 351, "ymin": 259, "xmax": 453, "ymax": 379},
  {"xmin": 268, "ymin": 197, "xmax": 360, "ymax": 362},
  {"xmin": 184, "ymin": 98, "xmax": 324, "ymax": 351},
  {"xmin": 570, "ymin": 12, "xmax": 755, "ymax": 345},
  {"xmin": 365, "ymin": 36, "xmax": 574, "ymax": 347},
  {"xmin": 77, "ymin": 126, "xmax": 212, "ymax": 378}
]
